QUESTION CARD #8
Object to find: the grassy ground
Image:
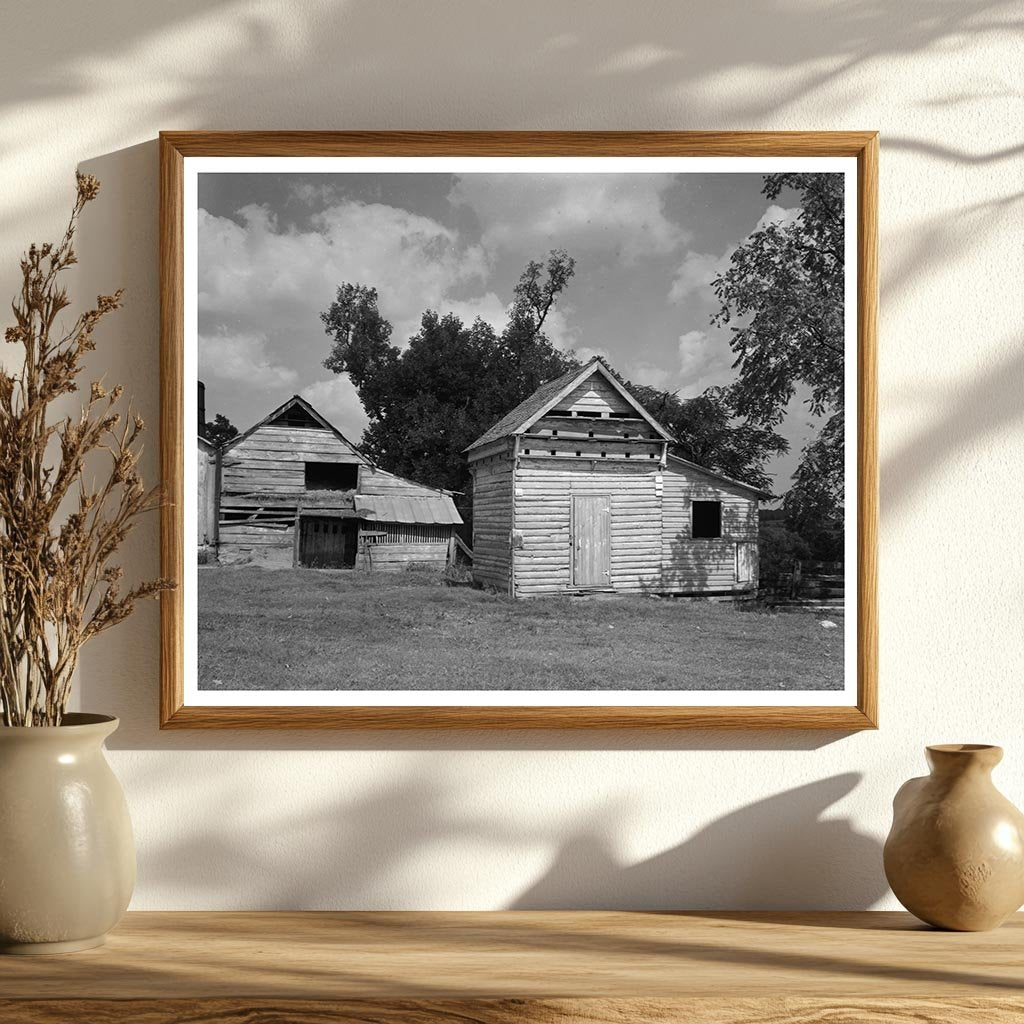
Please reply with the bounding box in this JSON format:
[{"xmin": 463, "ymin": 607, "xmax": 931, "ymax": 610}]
[
  {"xmin": 199, "ymin": 565, "xmax": 839, "ymax": 692},
  {"xmin": 198, "ymin": 566, "xmax": 843, "ymax": 692}
]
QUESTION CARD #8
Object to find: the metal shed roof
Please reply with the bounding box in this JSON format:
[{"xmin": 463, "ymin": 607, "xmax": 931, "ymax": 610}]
[{"xmin": 354, "ymin": 495, "xmax": 463, "ymax": 525}]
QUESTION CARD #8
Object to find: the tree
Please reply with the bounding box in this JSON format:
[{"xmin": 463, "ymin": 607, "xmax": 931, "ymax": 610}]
[
  {"xmin": 622, "ymin": 381, "xmax": 787, "ymax": 493},
  {"xmin": 201, "ymin": 413, "xmax": 238, "ymax": 448},
  {"xmin": 783, "ymin": 411, "xmax": 845, "ymax": 557},
  {"xmin": 320, "ymin": 251, "xmax": 578, "ymax": 505},
  {"xmin": 710, "ymin": 173, "xmax": 845, "ymax": 522}
]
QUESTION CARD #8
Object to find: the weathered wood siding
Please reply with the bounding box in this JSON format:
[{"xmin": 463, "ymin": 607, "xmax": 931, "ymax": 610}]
[
  {"xmin": 356, "ymin": 542, "xmax": 449, "ymax": 571},
  {"xmin": 661, "ymin": 460, "xmax": 760, "ymax": 593},
  {"xmin": 359, "ymin": 466, "xmax": 452, "ymax": 500},
  {"xmin": 470, "ymin": 453, "xmax": 514, "ymax": 592},
  {"xmin": 220, "ymin": 425, "xmax": 360, "ymax": 497},
  {"xmin": 557, "ymin": 375, "xmax": 634, "ymax": 416},
  {"xmin": 514, "ymin": 459, "xmax": 662, "ymax": 597},
  {"xmin": 218, "ymin": 422, "xmax": 359, "ymax": 564},
  {"xmin": 217, "ymin": 522, "xmax": 295, "ymax": 566}
]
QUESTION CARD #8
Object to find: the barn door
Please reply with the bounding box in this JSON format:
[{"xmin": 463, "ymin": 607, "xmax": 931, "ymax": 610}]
[
  {"xmin": 736, "ymin": 541, "xmax": 756, "ymax": 584},
  {"xmin": 572, "ymin": 494, "xmax": 611, "ymax": 587},
  {"xmin": 299, "ymin": 516, "xmax": 350, "ymax": 568}
]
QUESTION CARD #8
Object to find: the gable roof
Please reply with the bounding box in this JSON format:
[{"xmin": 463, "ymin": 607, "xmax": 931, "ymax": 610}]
[
  {"xmin": 222, "ymin": 394, "xmax": 461, "ymax": 506},
  {"xmin": 666, "ymin": 454, "xmax": 772, "ymax": 500},
  {"xmin": 221, "ymin": 394, "xmax": 365, "ymax": 456},
  {"xmin": 466, "ymin": 357, "xmax": 675, "ymax": 453}
]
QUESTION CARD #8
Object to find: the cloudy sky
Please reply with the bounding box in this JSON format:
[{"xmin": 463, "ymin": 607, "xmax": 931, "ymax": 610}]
[{"xmin": 197, "ymin": 170, "xmax": 836, "ymax": 492}]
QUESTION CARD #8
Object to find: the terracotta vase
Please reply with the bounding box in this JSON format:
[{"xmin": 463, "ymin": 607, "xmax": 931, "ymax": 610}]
[
  {"xmin": 0, "ymin": 713, "xmax": 135, "ymax": 953},
  {"xmin": 884, "ymin": 744, "xmax": 1024, "ymax": 931}
]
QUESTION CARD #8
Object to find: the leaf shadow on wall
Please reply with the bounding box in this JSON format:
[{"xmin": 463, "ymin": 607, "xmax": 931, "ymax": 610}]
[
  {"xmin": 0, "ymin": 0, "xmax": 1019, "ymax": 240},
  {"xmin": 510, "ymin": 774, "xmax": 886, "ymax": 911},
  {"xmin": 132, "ymin": 762, "xmax": 885, "ymax": 911}
]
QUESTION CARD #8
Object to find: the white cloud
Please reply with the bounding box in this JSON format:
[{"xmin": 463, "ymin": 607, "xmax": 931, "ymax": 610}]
[
  {"xmin": 668, "ymin": 251, "xmax": 730, "ymax": 304},
  {"xmin": 301, "ymin": 377, "xmax": 370, "ymax": 444},
  {"xmin": 198, "ymin": 201, "xmax": 489, "ymax": 345},
  {"xmin": 668, "ymin": 204, "xmax": 802, "ymax": 304},
  {"xmin": 199, "ymin": 329, "xmax": 298, "ymax": 389},
  {"xmin": 676, "ymin": 329, "xmax": 734, "ymax": 396},
  {"xmin": 621, "ymin": 331, "xmax": 734, "ymax": 399},
  {"xmin": 449, "ymin": 174, "xmax": 686, "ymax": 261},
  {"xmin": 629, "ymin": 361, "xmax": 673, "ymax": 389}
]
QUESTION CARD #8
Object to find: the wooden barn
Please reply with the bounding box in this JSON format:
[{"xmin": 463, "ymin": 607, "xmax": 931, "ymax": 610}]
[
  {"xmin": 211, "ymin": 395, "xmax": 461, "ymax": 570},
  {"xmin": 466, "ymin": 357, "xmax": 766, "ymax": 598}
]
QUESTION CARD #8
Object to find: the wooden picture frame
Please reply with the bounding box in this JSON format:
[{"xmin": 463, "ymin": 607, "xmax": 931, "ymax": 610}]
[{"xmin": 160, "ymin": 131, "xmax": 877, "ymax": 729}]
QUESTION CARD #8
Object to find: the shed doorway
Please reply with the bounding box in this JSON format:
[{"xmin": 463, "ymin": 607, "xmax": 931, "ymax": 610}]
[
  {"xmin": 299, "ymin": 516, "xmax": 357, "ymax": 568},
  {"xmin": 572, "ymin": 494, "xmax": 611, "ymax": 587}
]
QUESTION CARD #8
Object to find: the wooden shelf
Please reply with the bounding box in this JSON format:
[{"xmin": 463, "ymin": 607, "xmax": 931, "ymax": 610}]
[{"xmin": 2, "ymin": 911, "xmax": 1022, "ymax": 1022}]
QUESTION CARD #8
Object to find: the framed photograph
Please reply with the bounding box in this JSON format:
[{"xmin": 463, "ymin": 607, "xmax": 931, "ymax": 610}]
[{"xmin": 160, "ymin": 131, "xmax": 877, "ymax": 729}]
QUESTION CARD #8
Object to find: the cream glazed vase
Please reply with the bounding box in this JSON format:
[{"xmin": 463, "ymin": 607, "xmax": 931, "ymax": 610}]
[
  {"xmin": 884, "ymin": 744, "xmax": 1024, "ymax": 931},
  {"xmin": 0, "ymin": 713, "xmax": 135, "ymax": 953}
]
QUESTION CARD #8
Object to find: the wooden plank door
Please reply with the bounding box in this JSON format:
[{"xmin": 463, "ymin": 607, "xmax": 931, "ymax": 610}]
[
  {"xmin": 736, "ymin": 541, "xmax": 756, "ymax": 584},
  {"xmin": 572, "ymin": 495, "xmax": 611, "ymax": 587},
  {"xmin": 300, "ymin": 517, "xmax": 348, "ymax": 568}
]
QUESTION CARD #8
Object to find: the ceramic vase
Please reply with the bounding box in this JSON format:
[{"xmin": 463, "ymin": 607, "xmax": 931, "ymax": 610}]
[
  {"xmin": 884, "ymin": 744, "xmax": 1024, "ymax": 931},
  {"xmin": 0, "ymin": 713, "xmax": 135, "ymax": 953}
]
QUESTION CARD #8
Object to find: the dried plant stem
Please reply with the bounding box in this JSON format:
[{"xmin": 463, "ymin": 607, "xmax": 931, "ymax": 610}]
[{"xmin": 0, "ymin": 174, "xmax": 173, "ymax": 726}]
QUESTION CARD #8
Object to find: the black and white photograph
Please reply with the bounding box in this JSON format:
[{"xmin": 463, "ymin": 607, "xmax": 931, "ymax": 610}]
[{"xmin": 181, "ymin": 151, "xmax": 860, "ymax": 709}]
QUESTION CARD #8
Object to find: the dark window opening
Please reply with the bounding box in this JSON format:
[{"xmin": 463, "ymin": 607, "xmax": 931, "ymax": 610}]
[
  {"xmin": 550, "ymin": 450, "xmax": 557, "ymax": 456},
  {"xmin": 692, "ymin": 500, "xmax": 722, "ymax": 539},
  {"xmin": 608, "ymin": 411, "xmax": 640, "ymax": 420},
  {"xmin": 305, "ymin": 462, "xmax": 358, "ymax": 491},
  {"xmin": 271, "ymin": 405, "xmax": 325, "ymax": 430}
]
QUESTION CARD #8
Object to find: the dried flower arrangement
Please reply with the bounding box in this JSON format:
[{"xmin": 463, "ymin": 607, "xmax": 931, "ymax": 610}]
[{"xmin": 0, "ymin": 174, "xmax": 172, "ymax": 726}]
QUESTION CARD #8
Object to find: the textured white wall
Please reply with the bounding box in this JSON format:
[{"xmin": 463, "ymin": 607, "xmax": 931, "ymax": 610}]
[{"xmin": 1, "ymin": 1, "xmax": 1021, "ymax": 910}]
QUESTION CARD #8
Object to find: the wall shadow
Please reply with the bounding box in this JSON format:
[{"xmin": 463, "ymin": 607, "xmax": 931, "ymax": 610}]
[
  {"xmin": 882, "ymin": 340, "xmax": 1024, "ymax": 512},
  {"xmin": 131, "ymin": 765, "xmax": 886, "ymax": 911},
  {"xmin": 510, "ymin": 774, "xmax": 886, "ymax": 910}
]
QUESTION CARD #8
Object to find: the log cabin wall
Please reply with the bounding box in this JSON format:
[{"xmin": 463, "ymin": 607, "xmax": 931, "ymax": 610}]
[
  {"xmin": 514, "ymin": 459, "xmax": 663, "ymax": 596},
  {"xmin": 469, "ymin": 450, "xmax": 514, "ymax": 593},
  {"xmin": 660, "ymin": 458, "xmax": 760, "ymax": 594},
  {"xmin": 466, "ymin": 359, "xmax": 763, "ymax": 599}
]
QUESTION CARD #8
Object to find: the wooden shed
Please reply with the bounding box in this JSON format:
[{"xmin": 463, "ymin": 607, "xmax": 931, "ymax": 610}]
[
  {"xmin": 212, "ymin": 395, "xmax": 461, "ymax": 570},
  {"xmin": 466, "ymin": 358, "xmax": 765, "ymax": 598}
]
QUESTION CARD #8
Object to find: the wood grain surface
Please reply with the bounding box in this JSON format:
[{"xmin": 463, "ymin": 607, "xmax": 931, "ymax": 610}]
[
  {"xmin": 159, "ymin": 130, "xmax": 879, "ymax": 730},
  {"xmin": 4, "ymin": 997, "xmax": 1024, "ymax": 1024},
  {"xmin": 1, "ymin": 911, "xmax": 1021, "ymax": 1023}
]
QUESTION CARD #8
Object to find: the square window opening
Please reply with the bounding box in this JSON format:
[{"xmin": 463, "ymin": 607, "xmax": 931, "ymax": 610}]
[
  {"xmin": 692, "ymin": 500, "xmax": 722, "ymax": 539},
  {"xmin": 304, "ymin": 462, "xmax": 358, "ymax": 491}
]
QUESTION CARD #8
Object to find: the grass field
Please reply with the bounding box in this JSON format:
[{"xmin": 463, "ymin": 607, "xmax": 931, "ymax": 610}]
[{"xmin": 198, "ymin": 566, "xmax": 843, "ymax": 691}]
